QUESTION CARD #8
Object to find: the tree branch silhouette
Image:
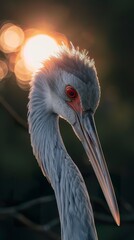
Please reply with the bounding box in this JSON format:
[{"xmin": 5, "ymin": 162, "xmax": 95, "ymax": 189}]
[
  {"xmin": 14, "ymin": 213, "xmax": 60, "ymax": 240},
  {"xmin": 0, "ymin": 195, "xmax": 60, "ymax": 240},
  {"xmin": 0, "ymin": 195, "xmax": 55, "ymax": 215},
  {"xmin": 0, "ymin": 195, "xmax": 134, "ymax": 227}
]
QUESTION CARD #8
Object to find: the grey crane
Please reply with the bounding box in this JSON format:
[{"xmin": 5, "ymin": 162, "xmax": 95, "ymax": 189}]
[{"xmin": 28, "ymin": 45, "xmax": 120, "ymax": 240}]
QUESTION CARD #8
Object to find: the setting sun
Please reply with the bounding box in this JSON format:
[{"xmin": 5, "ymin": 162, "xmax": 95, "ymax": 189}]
[{"xmin": 22, "ymin": 34, "xmax": 59, "ymax": 72}]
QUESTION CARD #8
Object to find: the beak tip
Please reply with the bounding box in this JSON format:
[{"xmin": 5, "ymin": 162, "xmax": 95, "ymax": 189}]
[{"xmin": 115, "ymin": 212, "xmax": 120, "ymax": 226}]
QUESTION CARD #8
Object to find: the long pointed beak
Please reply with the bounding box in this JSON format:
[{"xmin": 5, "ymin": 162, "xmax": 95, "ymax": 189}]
[{"xmin": 73, "ymin": 111, "xmax": 120, "ymax": 226}]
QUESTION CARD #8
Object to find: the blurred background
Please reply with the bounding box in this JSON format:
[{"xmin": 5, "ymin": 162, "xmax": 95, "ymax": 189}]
[{"xmin": 0, "ymin": 0, "xmax": 134, "ymax": 239}]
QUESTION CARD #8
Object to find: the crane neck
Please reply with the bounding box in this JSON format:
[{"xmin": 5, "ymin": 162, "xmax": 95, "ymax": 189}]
[{"xmin": 28, "ymin": 75, "xmax": 98, "ymax": 240}]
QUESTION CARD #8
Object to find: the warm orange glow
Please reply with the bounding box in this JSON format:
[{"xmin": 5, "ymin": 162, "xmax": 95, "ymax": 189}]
[
  {"xmin": 8, "ymin": 54, "xmax": 17, "ymax": 72},
  {"xmin": 0, "ymin": 25, "xmax": 65, "ymax": 87},
  {"xmin": 0, "ymin": 60, "xmax": 8, "ymax": 80},
  {"xmin": 0, "ymin": 23, "xmax": 24, "ymax": 53},
  {"xmin": 22, "ymin": 34, "xmax": 59, "ymax": 71},
  {"xmin": 14, "ymin": 58, "xmax": 31, "ymax": 81}
]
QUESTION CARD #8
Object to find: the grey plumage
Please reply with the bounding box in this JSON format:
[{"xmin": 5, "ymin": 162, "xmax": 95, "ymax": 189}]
[{"xmin": 28, "ymin": 45, "xmax": 119, "ymax": 240}]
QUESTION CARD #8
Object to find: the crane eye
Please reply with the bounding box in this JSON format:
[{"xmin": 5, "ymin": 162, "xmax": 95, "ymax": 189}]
[{"xmin": 65, "ymin": 85, "xmax": 78, "ymax": 99}]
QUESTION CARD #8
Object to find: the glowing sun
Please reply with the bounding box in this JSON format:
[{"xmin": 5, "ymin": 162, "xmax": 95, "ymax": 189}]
[{"xmin": 22, "ymin": 34, "xmax": 59, "ymax": 71}]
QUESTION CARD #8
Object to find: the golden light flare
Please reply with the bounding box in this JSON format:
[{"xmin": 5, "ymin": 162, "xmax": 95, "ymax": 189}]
[
  {"xmin": 8, "ymin": 54, "xmax": 17, "ymax": 72},
  {"xmin": 14, "ymin": 58, "xmax": 31, "ymax": 81},
  {"xmin": 0, "ymin": 23, "xmax": 24, "ymax": 53},
  {"xmin": 0, "ymin": 60, "xmax": 8, "ymax": 80},
  {"xmin": 21, "ymin": 34, "xmax": 59, "ymax": 72},
  {"xmin": 0, "ymin": 23, "xmax": 68, "ymax": 87}
]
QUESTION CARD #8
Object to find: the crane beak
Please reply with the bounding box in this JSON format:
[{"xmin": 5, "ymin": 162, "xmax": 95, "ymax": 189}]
[{"xmin": 73, "ymin": 111, "xmax": 120, "ymax": 226}]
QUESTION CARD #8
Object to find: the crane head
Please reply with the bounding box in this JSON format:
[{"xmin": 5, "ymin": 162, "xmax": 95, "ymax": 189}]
[{"xmin": 34, "ymin": 45, "xmax": 120, "ymax": 225}]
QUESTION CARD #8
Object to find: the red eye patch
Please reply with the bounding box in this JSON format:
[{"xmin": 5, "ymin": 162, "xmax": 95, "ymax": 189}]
[
  {"xmin": 65, "ymin": 85, "xmax": 82, "ymax": 113},
  {"xmin": 65, "ymin": 85, "xmax": 78, "ymax": 99}
]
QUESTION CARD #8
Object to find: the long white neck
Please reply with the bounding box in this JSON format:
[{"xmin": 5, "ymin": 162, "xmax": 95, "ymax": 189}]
[{"xmin": 28, "ymin": 75, "xmax": 98, "ymax": 240}]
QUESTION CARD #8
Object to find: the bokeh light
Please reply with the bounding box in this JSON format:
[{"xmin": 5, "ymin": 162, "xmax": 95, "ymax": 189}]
[
  {"xmin": 22, "ymin": 34, "xmax": 59, "ymax": 72},
  {"xmin": 0, "ymin": 60, "xmax": 8, "ymax": 80},
  {"xmin": 14, "ymin": 58, "xmax": 31, "ymax": 82},
  {"xmin": 8, "ymin": 54, "xmax": 17, "ymax": 72},
  {"xmin": 0, "ymin": 23, "xmax": 24, "ymax": 53},
  {"xmin": 0, "ymin": 23, "xmax": 65, "ymax": 86}
]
